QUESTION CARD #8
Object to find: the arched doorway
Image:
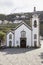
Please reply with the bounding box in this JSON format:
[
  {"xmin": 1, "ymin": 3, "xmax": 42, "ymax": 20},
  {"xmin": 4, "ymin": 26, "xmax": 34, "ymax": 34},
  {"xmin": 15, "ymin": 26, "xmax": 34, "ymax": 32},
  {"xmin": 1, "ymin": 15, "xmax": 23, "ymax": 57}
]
[{"xmin": 20, "ymin": 38, "xmax": 26, "ymax": 48}]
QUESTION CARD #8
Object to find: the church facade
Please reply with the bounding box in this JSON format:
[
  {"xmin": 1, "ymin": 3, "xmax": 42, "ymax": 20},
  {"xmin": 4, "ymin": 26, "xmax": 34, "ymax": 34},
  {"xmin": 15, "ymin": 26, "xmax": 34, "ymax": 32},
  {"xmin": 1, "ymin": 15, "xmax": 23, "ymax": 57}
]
[{"xmin": 6, "ymin": 12, "xmax": 40, "ymax": 48}]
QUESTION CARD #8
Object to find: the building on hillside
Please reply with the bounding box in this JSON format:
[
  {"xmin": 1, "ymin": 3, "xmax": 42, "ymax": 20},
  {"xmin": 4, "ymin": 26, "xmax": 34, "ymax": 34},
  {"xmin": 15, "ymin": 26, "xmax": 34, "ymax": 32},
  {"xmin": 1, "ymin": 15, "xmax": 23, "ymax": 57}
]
[
  {"xmin": 0, "ymin": 20, "xmax": 2, "ymax": 24},
  {"xmin": 6, "ymin": 7, "xmax": 40, "ymax": 48}
]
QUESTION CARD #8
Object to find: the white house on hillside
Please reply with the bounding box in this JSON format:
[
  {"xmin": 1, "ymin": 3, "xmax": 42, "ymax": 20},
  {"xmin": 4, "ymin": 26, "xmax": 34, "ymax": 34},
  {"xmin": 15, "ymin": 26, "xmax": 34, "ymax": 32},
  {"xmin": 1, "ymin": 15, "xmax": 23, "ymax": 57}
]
[{"xmin": 0, "ymin": 20, "xmax": 2, "ymax": 24}]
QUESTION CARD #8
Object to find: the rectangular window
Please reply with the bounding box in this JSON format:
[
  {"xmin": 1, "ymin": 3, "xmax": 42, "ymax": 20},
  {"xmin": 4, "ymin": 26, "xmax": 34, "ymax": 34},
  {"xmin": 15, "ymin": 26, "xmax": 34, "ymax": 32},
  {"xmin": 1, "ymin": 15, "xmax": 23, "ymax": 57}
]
[
  {"xmin": 9, "ymin": 41, "xmax": 12, "ymax": 47},
  {"xmin": 34, "ymin": 34, "xmax": 37, "ymax": 39},
  {"xmin": 34, "ymin": 41, "xmax": 37, "ymax": 47}
]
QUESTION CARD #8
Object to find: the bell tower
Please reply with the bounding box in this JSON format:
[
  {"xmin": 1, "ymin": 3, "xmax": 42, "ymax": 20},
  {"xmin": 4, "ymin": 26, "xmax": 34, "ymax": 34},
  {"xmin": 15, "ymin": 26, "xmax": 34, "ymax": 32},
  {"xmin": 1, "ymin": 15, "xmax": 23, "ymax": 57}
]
[
  {"xmin": 34, "ymin": 7, "xmax": 36, "ymax": 12},
  {"xmin": 32, "ymin": 7, "xmax": 40, "ymax": 47}
]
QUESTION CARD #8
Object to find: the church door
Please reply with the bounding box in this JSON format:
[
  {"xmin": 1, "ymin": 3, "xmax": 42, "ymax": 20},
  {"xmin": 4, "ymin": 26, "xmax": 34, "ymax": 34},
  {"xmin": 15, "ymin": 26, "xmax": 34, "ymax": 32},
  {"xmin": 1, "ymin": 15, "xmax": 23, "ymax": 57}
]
[{"xmin": 20, "ymin": 38, "xmax": 26, "ymax": 48}]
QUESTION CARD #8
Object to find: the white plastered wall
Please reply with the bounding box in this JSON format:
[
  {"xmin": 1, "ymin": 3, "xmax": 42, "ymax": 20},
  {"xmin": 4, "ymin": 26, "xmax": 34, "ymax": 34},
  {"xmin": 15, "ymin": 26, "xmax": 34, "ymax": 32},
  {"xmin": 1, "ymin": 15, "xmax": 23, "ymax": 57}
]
[
  {"xmin": 15, "ymin": 24, "xmax": 31, "ymax": 47},
  {"xmin": 32, "ymin": 14, "xmax": 40, "ymax": 47},
  {"xmin": 6, "ymin": 32, "xmax": 14, "ymax": 47}
]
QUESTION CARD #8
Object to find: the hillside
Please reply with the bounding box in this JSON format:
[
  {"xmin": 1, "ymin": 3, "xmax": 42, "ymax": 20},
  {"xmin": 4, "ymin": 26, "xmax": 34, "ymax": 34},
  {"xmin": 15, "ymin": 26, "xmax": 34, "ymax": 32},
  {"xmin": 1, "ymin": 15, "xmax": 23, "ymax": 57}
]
[{"xmin": 0, "ymin": 11, "xmax": 43, "ymax": 36}]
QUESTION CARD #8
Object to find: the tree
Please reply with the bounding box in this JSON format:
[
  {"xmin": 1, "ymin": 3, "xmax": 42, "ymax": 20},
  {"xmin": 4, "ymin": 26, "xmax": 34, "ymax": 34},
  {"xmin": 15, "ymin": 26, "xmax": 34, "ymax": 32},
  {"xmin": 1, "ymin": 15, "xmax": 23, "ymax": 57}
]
[
  {"xmin": 0, "ymin": 31, "xmax": 5, "ymax": 46},
  {"xmin": 0, "ymin": 14, "xmax": 6, "ymax": 20}
]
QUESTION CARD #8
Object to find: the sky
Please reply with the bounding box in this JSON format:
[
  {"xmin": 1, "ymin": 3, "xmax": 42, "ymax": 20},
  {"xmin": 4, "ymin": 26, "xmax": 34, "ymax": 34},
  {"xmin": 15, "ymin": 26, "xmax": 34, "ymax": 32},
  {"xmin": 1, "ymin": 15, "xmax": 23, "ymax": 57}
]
[{"xmin": 0, "ymin": 0, "xmax": 43, "ymax": 14}]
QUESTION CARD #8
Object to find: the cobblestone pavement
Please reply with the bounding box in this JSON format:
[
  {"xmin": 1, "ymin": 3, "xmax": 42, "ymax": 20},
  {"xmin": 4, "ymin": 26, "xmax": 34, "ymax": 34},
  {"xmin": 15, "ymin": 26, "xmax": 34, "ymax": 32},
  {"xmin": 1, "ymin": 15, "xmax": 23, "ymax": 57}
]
[{"xmin": 0, "ymin": 40, "xmax": 43, "ymax": 65}]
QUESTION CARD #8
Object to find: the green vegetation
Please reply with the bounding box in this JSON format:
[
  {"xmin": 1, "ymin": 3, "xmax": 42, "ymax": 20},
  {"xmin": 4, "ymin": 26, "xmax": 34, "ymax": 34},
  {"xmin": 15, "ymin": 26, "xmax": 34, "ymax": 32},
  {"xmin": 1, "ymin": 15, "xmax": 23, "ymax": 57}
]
[
  {"xmin": 0, "ymin": 23, "xmax": 19, "ymax": 33},
  {"xmin": 0, "ymin": 14, "xmax": 6, "ymax": 21},
  {"xmin": 0, "ymin": 31, "xmax": 5, "ymax": 45},
  {"xmin": 0, "ymin": 11, "xmax": 43, "ymax": 36},
  {"xmin": 0, "ymin": 23, "xmax": 19, "ymax": 44}
]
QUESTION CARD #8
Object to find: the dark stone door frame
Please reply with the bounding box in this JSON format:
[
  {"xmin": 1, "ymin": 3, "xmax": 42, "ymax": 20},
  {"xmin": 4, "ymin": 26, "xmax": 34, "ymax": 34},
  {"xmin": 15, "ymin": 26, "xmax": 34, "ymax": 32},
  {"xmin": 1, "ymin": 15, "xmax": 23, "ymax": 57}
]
[{"xmin": 20, "ymin": 38, "xmax": 26, "ymax": 48}]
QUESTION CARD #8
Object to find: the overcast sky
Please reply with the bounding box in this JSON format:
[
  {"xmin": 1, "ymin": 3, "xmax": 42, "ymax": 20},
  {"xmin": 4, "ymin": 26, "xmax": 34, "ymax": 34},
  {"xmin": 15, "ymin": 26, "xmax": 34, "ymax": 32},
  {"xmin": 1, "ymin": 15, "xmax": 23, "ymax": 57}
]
[{"xmin": 0, "ymin": 0, "xmax": 43, "ymax": 14}]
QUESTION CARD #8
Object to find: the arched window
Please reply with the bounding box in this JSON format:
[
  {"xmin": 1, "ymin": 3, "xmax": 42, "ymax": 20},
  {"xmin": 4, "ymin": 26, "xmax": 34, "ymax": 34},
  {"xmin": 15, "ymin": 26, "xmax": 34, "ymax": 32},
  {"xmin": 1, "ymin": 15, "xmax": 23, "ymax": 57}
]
[
  {"xmin": 9, "ymin": 34, "xmax": 12, "ymax": 39},
  {"xmin": 21, "ymin": 31, "xmax": 26, "ymax": 38},
  {"xmin": 34, "ymin": 20, "xmax": 37, "ymax": 27}
]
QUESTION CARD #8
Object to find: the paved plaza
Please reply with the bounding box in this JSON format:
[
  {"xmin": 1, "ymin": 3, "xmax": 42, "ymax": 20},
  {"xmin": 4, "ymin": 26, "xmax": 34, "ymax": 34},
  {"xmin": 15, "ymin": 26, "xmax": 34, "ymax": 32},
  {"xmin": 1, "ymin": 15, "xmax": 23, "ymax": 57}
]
[{"xmin": 0, "ymin": 40, "xmax": 43, "ymax": 65}]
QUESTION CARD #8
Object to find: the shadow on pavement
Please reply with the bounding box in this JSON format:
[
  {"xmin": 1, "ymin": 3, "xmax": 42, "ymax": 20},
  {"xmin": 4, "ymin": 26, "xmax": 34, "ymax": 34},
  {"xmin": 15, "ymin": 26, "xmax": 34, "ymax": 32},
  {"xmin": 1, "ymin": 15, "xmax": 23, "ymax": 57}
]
[
  {"xmin": 39, "ymin": 52, "xmax": 43, "ymax": 64},
  {"xmin": 0, "ymin": 47, "xmax": 39, "ymax": 55}
]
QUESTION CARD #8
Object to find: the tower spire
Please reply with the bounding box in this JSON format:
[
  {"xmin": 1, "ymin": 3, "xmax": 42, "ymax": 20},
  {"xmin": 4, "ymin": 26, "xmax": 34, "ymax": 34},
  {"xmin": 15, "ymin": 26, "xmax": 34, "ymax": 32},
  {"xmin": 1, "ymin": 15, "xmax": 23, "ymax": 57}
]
[{"xmin": 34, "ymin": 7, "xmax": 36, "ymax": 12}]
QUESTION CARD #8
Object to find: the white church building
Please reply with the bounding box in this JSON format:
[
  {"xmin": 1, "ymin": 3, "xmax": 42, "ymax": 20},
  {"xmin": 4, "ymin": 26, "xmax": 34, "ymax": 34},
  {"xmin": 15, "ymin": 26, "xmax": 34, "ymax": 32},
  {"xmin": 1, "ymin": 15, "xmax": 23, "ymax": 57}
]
[{"xmin": 6, "ymin": 9, "xmax": 40, "ymax": 48}]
